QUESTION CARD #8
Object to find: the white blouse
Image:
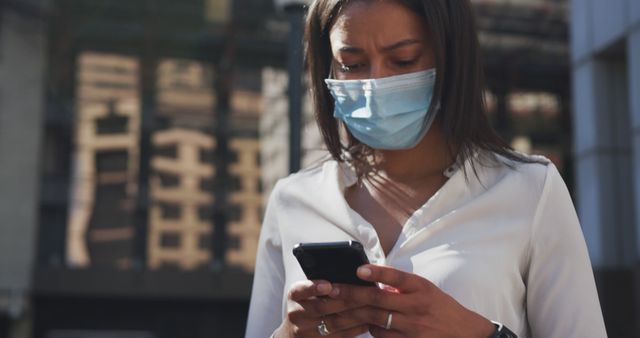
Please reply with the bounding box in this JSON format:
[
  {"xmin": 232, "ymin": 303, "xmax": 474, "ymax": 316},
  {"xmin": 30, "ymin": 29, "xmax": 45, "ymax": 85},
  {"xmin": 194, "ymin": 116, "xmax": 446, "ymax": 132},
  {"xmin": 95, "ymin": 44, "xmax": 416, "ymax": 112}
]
[{"xmin": 245, "ymin": 153, "xmax": 607, "ymax": 338}]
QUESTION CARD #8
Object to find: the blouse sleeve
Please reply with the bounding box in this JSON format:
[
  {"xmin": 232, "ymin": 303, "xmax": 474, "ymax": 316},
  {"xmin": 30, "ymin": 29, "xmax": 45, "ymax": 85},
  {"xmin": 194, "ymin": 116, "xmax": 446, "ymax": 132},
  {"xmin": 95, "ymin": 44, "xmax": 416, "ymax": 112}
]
[
  {"xmin": 526, "ymin": 164, "xmax": 607, "ymax": 337},
  {"xmin": 245, "ymin": 182, "xmax": 286, "ymax": 338}
]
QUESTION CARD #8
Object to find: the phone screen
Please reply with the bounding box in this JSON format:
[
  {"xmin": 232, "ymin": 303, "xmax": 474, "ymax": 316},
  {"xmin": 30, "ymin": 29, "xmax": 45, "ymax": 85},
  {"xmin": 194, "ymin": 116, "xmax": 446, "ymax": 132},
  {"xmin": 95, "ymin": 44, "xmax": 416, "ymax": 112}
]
[{"xmin": 292, "ymin": 241, "xmax": 376, "ymax": 287}]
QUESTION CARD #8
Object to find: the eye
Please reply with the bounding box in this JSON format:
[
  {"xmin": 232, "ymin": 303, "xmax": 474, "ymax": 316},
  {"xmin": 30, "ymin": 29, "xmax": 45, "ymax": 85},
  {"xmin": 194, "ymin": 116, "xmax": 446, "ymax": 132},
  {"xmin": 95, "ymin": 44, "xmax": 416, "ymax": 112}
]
[
  {"xmin": 338, "ymin": 63, "xmax": 364, "ymax": 73},
  {"xmin": 394, "ymin": 59, "xmax": 418, "ymax": 67}
]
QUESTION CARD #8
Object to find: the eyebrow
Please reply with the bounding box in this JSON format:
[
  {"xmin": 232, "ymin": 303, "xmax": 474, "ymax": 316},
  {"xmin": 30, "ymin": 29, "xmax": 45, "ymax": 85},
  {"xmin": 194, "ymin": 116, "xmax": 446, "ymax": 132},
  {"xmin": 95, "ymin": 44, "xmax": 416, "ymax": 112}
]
[{"xmin": 338, "ymin": 39, "xmax": 422, "ymax": 54}]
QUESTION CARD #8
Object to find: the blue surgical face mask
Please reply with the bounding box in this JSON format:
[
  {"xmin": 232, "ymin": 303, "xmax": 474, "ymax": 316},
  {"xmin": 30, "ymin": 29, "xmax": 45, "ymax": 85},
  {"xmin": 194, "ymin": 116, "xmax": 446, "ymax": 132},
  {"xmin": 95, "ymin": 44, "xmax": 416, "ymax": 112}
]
[{"xmin": 325, "ymin": 69, "xmax": 437, "ymax": 150}]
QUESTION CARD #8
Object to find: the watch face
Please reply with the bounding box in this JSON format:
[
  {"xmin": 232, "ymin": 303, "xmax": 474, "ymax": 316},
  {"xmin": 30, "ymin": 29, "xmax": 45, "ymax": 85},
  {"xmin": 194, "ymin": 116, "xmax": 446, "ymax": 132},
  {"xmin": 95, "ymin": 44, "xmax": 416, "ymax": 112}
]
[{"xmin": 498, "ymin": 327, "xmax": 518, "ymax": 338}]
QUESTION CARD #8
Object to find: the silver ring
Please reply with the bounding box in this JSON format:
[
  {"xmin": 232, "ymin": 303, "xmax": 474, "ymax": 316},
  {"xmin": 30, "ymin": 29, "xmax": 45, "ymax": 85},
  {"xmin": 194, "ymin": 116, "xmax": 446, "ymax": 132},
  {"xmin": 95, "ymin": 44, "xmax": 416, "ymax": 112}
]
[
  {"xmin": 385, "ymin": 312, "xmax": 393, "ymax": 330},
  {"xmin": 317, "ymin": 320, "xmax": 330, "ymax": 336}
]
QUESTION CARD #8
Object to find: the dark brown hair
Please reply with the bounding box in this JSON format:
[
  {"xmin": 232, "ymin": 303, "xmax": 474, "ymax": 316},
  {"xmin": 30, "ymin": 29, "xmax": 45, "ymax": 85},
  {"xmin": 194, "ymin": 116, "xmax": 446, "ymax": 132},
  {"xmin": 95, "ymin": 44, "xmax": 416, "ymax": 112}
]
[{"xmin": 304, "ymin": 0, "xmax": 537, "ymax": 176}]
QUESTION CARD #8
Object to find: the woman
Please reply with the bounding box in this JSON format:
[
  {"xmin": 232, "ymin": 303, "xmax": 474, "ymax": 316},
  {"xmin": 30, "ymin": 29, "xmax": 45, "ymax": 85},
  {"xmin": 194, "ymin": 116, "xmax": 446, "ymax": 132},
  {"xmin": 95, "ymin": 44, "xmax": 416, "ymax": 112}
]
[{"xmin": 246, "ymin": 0, "xmax": 607, "ymax": 337}]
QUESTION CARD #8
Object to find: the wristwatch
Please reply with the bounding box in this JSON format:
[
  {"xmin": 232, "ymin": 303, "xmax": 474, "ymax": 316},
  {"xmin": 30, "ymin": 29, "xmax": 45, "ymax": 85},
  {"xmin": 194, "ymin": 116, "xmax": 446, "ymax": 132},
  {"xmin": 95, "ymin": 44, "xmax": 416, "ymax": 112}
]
[{"xmin": 488, "ymin": 321, "xmax": 518, "ymax": 338}]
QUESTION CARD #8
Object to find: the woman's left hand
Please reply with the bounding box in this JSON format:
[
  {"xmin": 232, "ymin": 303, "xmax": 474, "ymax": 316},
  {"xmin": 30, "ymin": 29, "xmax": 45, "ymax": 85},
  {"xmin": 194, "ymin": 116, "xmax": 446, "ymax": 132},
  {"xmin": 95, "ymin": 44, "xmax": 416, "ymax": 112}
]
[{"xmin": 328, "ymin": 264, "xmax": 496, "ymax": 338}]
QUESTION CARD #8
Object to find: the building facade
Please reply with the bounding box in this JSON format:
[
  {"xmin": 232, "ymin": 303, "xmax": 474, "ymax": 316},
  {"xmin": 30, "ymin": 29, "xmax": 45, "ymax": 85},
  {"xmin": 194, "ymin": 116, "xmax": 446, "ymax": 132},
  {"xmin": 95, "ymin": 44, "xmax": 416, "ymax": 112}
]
[
  {"xmin": 30, "ymin": 1, "xmax": 280, "ymax": 337},
  {"xmin": 570, "ymin": 0, "xmax": 640, "ymax": 336},
  {"xmin": 0, "ymin": 1, "xmax": 48, "ymax": 337}
]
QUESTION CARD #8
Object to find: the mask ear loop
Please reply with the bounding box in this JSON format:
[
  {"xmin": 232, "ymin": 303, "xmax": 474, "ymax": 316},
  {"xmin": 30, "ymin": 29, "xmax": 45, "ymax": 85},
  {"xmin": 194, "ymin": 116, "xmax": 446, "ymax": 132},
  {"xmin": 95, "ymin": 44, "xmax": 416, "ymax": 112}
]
[{"xmin": 327, "ymin": 61, "xmax": 352, "ymax": 155}]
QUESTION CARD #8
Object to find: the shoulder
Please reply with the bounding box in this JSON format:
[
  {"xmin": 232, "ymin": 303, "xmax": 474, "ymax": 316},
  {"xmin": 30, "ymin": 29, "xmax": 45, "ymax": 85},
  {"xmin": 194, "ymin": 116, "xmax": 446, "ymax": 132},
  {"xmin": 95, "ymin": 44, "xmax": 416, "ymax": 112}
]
[
  {"xmin": 471, "ymin": 151, "xmax": 562, "ymax": 202},
  {"xmin": 490, "ymin": 151, "xmax": 555, "ymax": 184},
  {"xmin": 270, "ymin": 159, "xmax": 341, "ymax": 203}
]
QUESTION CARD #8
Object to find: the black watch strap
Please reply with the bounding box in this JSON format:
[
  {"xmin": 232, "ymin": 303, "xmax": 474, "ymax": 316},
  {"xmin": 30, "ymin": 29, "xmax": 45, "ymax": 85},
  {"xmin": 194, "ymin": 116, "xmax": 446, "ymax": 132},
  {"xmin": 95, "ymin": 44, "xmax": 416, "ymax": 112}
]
[{"xmin": 488, "ymin": 321, "xmax": 518, "ymax": 338}]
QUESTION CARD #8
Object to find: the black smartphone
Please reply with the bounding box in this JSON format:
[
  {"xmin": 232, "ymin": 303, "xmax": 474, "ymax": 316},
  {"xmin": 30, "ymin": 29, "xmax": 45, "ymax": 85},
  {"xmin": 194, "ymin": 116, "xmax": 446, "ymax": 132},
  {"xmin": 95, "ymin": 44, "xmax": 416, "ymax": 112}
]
[{"xmin": 292, "ymin": 240, "xmax": 376, "ymax": 287}]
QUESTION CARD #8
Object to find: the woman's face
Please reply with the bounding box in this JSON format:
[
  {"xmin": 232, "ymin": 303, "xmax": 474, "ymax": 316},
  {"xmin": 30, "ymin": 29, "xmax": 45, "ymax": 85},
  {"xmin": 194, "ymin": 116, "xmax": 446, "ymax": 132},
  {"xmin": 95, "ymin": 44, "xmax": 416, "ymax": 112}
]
[{"xmin": 329, "ymin": 0, "xmax": 435, "ymax": 80}]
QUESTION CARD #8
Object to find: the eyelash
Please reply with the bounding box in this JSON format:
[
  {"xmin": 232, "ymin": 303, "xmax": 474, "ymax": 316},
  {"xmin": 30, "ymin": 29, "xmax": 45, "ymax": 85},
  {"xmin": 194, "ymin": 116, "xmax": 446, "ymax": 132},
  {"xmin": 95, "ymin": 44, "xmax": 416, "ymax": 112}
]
[
  {"xmin": 337, "ymin": 59, "xmax": 418, "ymax": 73},
  {"xmin": 395, "ymin": 59, "xmax": 418, "ymax": 67},
  {"xmin": 339, "ymin": 63, "xmax": 362, "ymax": 73}
]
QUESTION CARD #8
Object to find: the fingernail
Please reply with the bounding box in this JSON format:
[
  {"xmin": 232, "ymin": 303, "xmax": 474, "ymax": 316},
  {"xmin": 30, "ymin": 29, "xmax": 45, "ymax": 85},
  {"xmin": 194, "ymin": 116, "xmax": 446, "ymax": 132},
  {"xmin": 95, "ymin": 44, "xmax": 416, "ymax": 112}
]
[
  {"xmin": 358, "ymin": 266, "xmax": 372, "ymax": 278},
  {"xmin": 317, "ymin": 283, "xmax": 331, "ymax": 293},
  {"xmin": 383, "ymin": 285, "xmax": 400, "ymax": 293},
  {"xmin": 329, "ymin": 286, "xmax": 340, "ymax": 297}
]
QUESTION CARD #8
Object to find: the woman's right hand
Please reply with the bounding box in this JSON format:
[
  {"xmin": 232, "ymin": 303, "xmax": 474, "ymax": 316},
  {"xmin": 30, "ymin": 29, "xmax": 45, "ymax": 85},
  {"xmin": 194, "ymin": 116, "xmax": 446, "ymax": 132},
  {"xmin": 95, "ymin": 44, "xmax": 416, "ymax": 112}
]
[{"xmin": 273, "ymin": 280, "xmax": 370, "ymax": 338}]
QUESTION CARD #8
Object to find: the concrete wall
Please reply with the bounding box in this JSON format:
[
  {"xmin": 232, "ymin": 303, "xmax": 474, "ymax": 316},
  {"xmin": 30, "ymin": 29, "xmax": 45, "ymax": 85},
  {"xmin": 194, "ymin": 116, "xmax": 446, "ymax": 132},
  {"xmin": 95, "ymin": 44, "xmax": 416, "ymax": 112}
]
[
  {"xmin": 570, "ymin": 0, "xmax": 640, "ymax": 336},
  {"xmin": 631, "ymin": 19, "xmax": 640, "ymax": 260},
  {"xmin": 571, "ymin": 0, "xmax": 639, "ymax": 267},
  {"xmin": 0, "ymin": 1, "xmax": 48, "ymax": 321}
]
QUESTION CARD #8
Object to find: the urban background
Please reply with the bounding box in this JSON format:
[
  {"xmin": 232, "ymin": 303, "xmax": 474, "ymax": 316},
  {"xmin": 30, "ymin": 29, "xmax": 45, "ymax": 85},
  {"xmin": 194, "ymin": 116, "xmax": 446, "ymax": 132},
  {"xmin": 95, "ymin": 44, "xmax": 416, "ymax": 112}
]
[{"xmin": 0, "ymin": 0, "xmax": 638, "ymax": 337}]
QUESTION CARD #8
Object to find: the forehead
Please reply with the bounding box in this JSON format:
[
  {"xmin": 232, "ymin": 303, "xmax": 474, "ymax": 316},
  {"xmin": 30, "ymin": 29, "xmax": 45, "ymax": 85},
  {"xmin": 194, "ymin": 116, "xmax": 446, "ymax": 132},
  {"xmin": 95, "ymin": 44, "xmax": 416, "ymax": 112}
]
[{"xmin": 329, "ymin": 0, "xmax": 428, "ymax": 47}]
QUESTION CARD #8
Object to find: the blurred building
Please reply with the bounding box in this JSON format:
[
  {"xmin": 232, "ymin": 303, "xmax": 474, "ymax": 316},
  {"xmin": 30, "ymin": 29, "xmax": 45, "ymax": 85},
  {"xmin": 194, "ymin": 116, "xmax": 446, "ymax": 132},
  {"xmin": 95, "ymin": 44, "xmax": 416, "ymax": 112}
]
[
  {"xmin": 570, "ymin": 0, "xmax": 640, "ymax": 336},
  {"xmin": 259, "ymin": 67, "xmax": 326, "ymax": 199},
  {"xmin": 31, "ymin": 1, "xmax": 279, "ymax": 337},
  {"xmin": 473, "ymin": 0, "xmax": 571, "ymax": 177},
  {"xmin": 149, "ymin": 58, "xmax": 217, "ymax": 271},
  {"xmin": 148, "ymin": 128, "xmax": 215, "ymax": 270},
  {"xmin": 3, "ymin": 0, "xmax": 634, "ymax": 337},
  {"xmin": 67, "ymin": 52, "xmax": 140, "ymax": 269},
  {"xmin": 0, "ymin": 1, "xmax": 48, "ymax": 337},
  {"xmin": 226, "ymin": 137, "xmax": 263, "ymax": 269}
]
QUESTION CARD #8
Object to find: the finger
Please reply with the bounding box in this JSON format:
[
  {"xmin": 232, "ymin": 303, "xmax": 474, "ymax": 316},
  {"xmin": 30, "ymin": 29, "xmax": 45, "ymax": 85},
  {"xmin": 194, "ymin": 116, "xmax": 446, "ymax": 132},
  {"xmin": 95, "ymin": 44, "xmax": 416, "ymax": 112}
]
[
  {"xmin": 368, "ymin": 325, "xmax": 404, "ymax": 338},
  {"xmin": 287, "ymin": 298, "xmax": 365, "ymax": 330},
  {"xmin": 322, "ymin": 312, "xmax": 369, "ymax": 334},
  {"xmin": 295, "ymin": 318, "xmax": 368, "ymax": 338},
  {"xmin": 341, "ymin": 307, "xmax": 410, "ymax": 332},
  {"xmin": 357, "ymin": 265, "xmax": 427, "ymax": 293},
  {"xmin": 289, "ymin": 280, "xmax": 333, "ymax": 302},
  {"xmin": 330, "ymin": 324, "xmax": 369, "ymax": 338},
  {"xmin": 298, "ymin": 298, "xmax": 363, "ymax": 317},
  {"xmin": 288, "ymin": 311, "xmax": 334, "ymax": 337},
  {"xmin": 329, "ymin": 284, "xmax": 405, "ymax": 312}
]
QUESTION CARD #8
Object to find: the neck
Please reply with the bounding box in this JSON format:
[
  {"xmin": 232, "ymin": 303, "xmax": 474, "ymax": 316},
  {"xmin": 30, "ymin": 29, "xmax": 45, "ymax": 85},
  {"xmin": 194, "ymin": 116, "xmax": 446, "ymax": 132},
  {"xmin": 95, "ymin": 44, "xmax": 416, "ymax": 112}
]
[{"xmin": 370, "ymin": 124, "xmax": 455, "ymax": 183}]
